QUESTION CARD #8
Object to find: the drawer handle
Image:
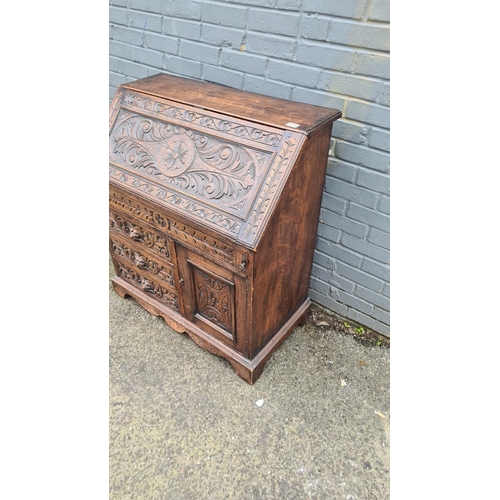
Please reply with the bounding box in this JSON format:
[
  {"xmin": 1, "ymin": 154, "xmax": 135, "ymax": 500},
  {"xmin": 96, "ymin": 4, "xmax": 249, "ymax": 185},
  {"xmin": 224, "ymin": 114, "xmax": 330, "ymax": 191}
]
[
  {"xmin": 239, "ymin": 260, "xmax": 246, "ymax": 271},
  {"xmin": 135, "ymin": 257, "xmax": 148, "ymax": 269},
  {"xmin": 142, "ymin": 280, "xmax": 155, "ymax": 293},
  {"xmin": 129, "ymin": 227, "xmax": 144, "ymax": 241}
]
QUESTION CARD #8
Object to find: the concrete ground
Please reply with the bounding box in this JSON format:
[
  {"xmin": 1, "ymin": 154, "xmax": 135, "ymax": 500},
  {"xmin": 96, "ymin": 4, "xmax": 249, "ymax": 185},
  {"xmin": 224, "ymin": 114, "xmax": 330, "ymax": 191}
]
[{"xmin": 109, "ymin": 260, "xmax": 390, "ymax": 500}]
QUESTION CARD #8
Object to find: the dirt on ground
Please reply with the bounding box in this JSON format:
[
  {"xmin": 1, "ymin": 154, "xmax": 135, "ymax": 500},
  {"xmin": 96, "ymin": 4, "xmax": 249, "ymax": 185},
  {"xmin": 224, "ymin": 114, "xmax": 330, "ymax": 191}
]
[{"xmin": 309, "ymin": 303, "xmax": 390, "ymax": 349}]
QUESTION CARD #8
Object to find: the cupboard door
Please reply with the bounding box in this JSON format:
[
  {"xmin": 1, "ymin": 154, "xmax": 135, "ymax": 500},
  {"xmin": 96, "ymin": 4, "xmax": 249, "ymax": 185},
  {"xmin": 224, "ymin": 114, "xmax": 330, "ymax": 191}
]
[{"xmin": 176, "ymin": 245, "xmax": 247, "ymax": 351}]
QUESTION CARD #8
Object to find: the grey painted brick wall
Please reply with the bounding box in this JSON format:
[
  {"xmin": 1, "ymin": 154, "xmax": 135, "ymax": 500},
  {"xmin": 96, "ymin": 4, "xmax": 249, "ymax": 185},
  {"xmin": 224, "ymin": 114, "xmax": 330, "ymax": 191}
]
[{"xmin": 109, "ymin": 0, "xmax": 390, "ymax": 336}]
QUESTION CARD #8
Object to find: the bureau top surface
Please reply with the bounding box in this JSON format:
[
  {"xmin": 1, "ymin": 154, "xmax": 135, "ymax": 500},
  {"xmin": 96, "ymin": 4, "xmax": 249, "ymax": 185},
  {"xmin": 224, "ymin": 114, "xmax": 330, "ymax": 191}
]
[{"xmin": 121, "ymin": 73, "xmax": 340, "ymax": 135}]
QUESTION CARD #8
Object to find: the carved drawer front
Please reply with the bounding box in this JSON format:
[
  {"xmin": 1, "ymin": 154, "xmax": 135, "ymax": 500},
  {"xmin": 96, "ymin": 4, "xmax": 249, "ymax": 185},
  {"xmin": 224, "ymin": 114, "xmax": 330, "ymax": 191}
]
[
  {"xmin": 115, "ymin": 259, "xmax": 179, "ymax": 311},
  {"xmin": 109, "ymin": 188, "xmax": 247, "ymax": 275},
  {"xmin": 109, "ymin": 235, "xmax": 175, "ymax": 290},
  {"xmin": 176, "ymin": 246, "xmax": 247, "ymax": 351},
  {"xmin": 109, "ymin": 209, "xmax": 173, "ymax": 264}
]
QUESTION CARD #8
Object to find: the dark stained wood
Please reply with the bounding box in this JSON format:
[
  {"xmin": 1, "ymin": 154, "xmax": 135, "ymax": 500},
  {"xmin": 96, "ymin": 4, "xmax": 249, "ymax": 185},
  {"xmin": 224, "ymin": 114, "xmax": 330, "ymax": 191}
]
[
  {"xmin": 121, "ymin": 73, "xmax": 341, "ymax": 136},
  {"xmin": 249, "ymin": 124, "xmax": 333, "ymax": 358},
  {"xmin": 109, "ymin": 73, "xmax": 341, "ymax": 384}
]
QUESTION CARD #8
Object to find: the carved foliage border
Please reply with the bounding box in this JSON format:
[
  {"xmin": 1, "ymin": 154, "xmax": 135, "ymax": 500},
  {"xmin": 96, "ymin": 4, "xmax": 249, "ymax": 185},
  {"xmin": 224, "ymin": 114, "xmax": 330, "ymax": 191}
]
[
  {"xmin": 122, "ymin": 92, "xmax": 282, "ymax": 148},
  {"xmin": 109, "ymin": 187, "xmax": 169, "ymax": 229},
  {"xmin": 109, "ymin": 88, "xmax": 125, "ymax": 132},
  {"xmin": 110, "ymin": 239, "xmax": 174, "ymax": 287},
  {"xmin": 109, "ymin": 210, "xmax": 170, "ymax": 258},
  {"xmin": 239, "ymin": 134, "xmax": 304, "ymax": 243},
  {"xmin": 117, "ymin": 262, "xmax": 179, "ymax": 311},
  {"xmin": 109, "ymin": 189, "xmax": 236, "ymax": 265},
  {"xmin": 194, "ymin": 268, "xmax": 233, "ymax": 335},
  {"xmin": 109, "ymin": 165, "xmax": 242, "ymax": 235}
]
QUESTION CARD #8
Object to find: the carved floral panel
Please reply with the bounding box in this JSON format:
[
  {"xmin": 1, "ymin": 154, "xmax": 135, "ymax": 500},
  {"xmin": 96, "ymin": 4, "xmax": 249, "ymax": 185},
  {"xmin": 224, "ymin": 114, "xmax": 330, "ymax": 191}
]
[
  {"xmin": 193, "ymin": 268, "xmax": 234, "ymax": 336},
  {"xmin": 109, "ymin": 110, "xmax": 273, "ymax": 217},
  {"xmin": 109, "ymin": 90, "xmax": 305, "ymax": 248}
]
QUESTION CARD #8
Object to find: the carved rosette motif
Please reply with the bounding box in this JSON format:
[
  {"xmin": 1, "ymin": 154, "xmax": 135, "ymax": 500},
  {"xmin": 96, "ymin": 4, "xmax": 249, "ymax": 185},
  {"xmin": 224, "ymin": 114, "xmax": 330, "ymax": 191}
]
[
  {"xmin": 159, "ymin": 135, "xmax": 196, "ymax": 176},
  {"xmin": 110, "ymin": 240, "xmax": 174, "ymax": 287},
  {"xmin": 118, "ymin": 263, "xmax": 178, "ymax": 311},
  {"xmin": 194, "ymin": 269, "xmax": 233, "ymax": 334}
]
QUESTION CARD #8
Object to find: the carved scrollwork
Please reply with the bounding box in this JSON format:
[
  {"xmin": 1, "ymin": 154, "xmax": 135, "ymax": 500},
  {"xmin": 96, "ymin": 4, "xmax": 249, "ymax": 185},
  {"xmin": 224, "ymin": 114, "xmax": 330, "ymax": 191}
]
[
  {"xmin": 109, "ymin": 191, "xmax": 236, "ymax": 265},
  {"xmin": 109, "ymin": 211, "xmax": 170, "ymax": 258},
  {"xmin": 110, "ymin": 166, "xmax": 242, "ymax": 232},
  {"xmin": 118, "ymin": 262, "xmax": 179, "ymax": 311},
  {"xmin": 122, "ymin": 93, "xmax": 282, "ymax": 147},
  {"xmin": 194, "ymin": 269, "xmax": 233, "ymax": 334},
  {"xmin": 240, "ymin": 136, "xmax": 301, "ymax": 242},
  {"xmin": 109, "ymin": 189, "xmax": 168, "ymax": 229},
  {"xmin": 110, "ymin": 240, "xmax": 174, "ymax": 287},
  {"xmin": 111, "ymin": 114, "xmax": 258, "ymax": 205}
]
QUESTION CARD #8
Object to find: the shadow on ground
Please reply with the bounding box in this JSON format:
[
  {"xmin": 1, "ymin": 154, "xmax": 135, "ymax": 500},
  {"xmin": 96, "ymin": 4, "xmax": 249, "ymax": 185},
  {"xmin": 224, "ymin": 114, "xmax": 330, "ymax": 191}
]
[{"xmin": 109, "ymin": 260, "xmax": 390, "ymax": 500}]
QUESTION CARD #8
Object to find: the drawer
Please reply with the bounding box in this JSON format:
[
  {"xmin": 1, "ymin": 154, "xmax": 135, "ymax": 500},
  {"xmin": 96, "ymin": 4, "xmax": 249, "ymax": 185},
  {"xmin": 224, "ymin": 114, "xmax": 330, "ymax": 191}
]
[
  {"xmin": 109, "ymin": 209, "xmax": 173, "ymax": 264},
  {"xmin": 113, "ymin": 254, "xmax": 179, "ymax": 312},
  {"xmin": 166, "ymin": 216, "xmax": 247, "ymax": 277},
  {"xmin": 109, "ymin": 235, "xmax": 175, "ymax": 290},
  {"xmin": 109, "ymin": 188, "xmax": 248, "ymax": 276}
]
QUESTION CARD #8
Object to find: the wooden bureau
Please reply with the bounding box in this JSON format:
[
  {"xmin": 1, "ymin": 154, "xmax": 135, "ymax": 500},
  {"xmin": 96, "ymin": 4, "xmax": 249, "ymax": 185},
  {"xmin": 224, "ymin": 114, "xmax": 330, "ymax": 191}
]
[{"xmin": 109, "ymin": 73, "xmax": 341, "ymax": 384}]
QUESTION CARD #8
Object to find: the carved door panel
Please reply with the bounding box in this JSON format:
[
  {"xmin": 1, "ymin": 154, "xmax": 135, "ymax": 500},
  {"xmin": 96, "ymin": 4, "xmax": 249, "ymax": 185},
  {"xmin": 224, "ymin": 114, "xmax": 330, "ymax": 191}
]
[{"xmin": 176, "ymin": 246, "xmax": 247, "ymax": 351}]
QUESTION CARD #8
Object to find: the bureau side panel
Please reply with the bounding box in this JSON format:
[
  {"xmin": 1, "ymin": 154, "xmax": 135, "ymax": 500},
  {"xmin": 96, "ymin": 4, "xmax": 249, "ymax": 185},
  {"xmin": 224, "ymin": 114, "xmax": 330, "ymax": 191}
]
[{"xmin": 250, "ymin": 124, "xmax": 333, "ymax": 357}]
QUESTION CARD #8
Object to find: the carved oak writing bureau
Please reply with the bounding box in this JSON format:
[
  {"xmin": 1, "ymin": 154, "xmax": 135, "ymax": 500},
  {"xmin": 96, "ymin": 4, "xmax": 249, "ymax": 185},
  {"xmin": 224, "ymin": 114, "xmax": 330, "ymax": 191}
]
[{"xmin": 109, "ymin": 73, "xmax": 341, "ymax": 384}]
